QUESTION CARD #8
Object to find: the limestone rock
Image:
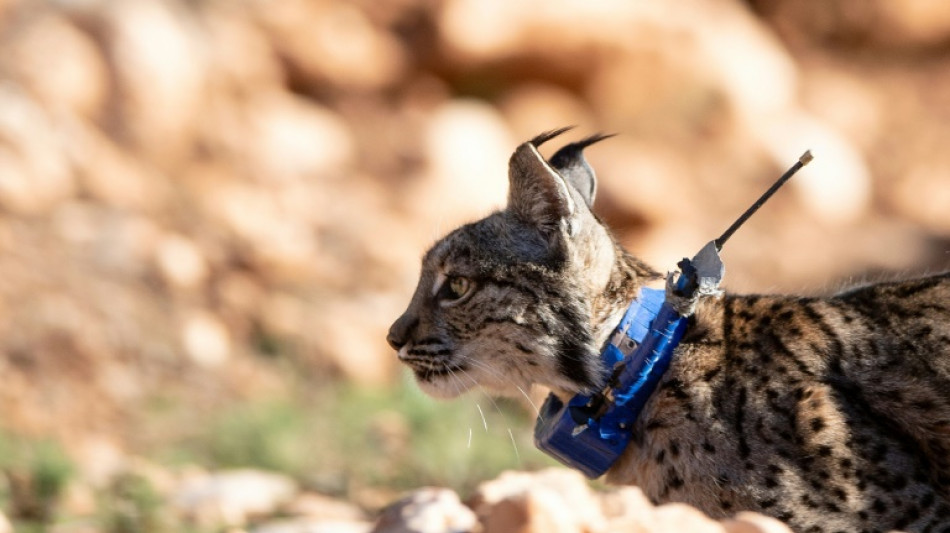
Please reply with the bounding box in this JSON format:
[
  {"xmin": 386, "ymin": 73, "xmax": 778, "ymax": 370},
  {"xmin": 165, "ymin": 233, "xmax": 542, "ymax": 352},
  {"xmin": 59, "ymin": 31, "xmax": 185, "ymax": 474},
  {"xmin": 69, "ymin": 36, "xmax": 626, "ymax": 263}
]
[
  {"xmin": 372, "ymin": 469, "xmax": 795, "ymax": 533},
  {"xmin": 59, "ymin": 116, "xmax": 169, "ymax": 213},
  {"xmin": 499, "ymin": 83, "xmax": 596, "ymax": 140},
  {"xmin": 372, "ymin": 488, "xmax": 477, "ymax": 533},
  {"xmin": 285, "ymin": 492, "xmax": 368, "ymax": 522},
  {"xmin": 253, "ymin": 0, "xmax": 406, "ymax": 90},
  {"xmin": 311, "ymin": 296, "xmax": 400, "ymax": 386},
  {"xmin": 0, "ymin": 85, "xmax": 75, "ymax": 214},
  {"xmin": 723, "ymin": 511, "xmax": 796, "ymax": 533},
  {"xmin": 181, "ymin": 310, "xmax": 232, "ymax": 368},
  {"xmin": 200, "ymin": 3, "xmax": 284, "ymax": 92},
  {"xmin": 254, "ymin": 518, "xmax": 372, "ymax": 533},
  {"xmin": 598, "ymin": 486, "xmax": 659, "ymax": 532},
  {"xmin": 1, "ymin": 12, "xmax": 108, "ymax": 119},
  {"xmin": 756, "ymin": 0, "xmax": 950, "ymax": 50},
  {"xmin": 653, "ymin": 503, "xmax": 727, "ymax": 533},
  {"xmin": 241, "ymin": 92, "xmax": 356, "ymax": 181},
  {"xmin": 155, "ymin": 232, "xmax": 210, "ymax": 290},
  {"xmin": 173, "ymin": 469, "xmax": 298, "ymax": 527},
  {"xmin": 471, "ymin": 468, "xmax": 605, "ymax": 533},
  {"xmin": 758, "ymin": 112, "xmax": 872, "ymax": 224},
  {"xmin": 101, "ymin": 0, "xmax": 208, "ymax": 163},
  {"xmin": 417, "ymin": 99, "xmax": 513, "ymax": 229},
  {"xmin": 892, "ymin": 162, "xmax": 950, "ymax": 234}
]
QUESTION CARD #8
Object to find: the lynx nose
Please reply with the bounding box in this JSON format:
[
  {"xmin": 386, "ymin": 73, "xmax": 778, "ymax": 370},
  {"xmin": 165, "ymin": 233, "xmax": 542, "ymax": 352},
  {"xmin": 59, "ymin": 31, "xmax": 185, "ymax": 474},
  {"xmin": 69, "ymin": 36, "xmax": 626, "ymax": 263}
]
[{"xmin": 387, "ymin": 313, "xmax": 417, "ymax": 350}]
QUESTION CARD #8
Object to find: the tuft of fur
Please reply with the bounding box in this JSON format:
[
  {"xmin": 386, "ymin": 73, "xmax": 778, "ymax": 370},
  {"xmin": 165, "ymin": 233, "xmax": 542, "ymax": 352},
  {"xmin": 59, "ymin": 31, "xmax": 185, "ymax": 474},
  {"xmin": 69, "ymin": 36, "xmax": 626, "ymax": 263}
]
[{"xmin": 388, "ymin": 130, "xmax": 950, "ymax": 532}]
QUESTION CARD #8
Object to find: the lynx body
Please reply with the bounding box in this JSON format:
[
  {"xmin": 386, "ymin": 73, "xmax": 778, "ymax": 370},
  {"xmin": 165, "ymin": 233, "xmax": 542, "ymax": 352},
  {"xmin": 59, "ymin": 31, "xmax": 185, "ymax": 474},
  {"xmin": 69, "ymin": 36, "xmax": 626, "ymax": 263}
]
[{"xmin": 387, "ymin": 130, "xmax": 950, "ymax": 532}]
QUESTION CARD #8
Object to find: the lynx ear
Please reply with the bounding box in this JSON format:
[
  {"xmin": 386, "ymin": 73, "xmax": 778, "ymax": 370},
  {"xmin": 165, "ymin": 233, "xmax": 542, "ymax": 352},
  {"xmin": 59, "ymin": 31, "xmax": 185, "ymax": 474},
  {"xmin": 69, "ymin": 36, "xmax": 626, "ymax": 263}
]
[
  {"xmin": 549, "ymin": 133, "xmax": 614, "ymax": 208},
  {"xmin": 507, "ymin": 128, "xmax": 577, "ymax": 232}
]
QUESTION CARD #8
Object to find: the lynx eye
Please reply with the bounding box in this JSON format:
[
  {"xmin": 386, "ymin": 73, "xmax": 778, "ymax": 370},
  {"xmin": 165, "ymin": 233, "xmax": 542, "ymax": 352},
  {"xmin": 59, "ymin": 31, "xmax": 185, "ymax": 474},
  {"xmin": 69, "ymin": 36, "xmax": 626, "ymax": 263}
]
[{"xmin": 438, "ymin": 275, "xmax": 473, "ymax": 304}]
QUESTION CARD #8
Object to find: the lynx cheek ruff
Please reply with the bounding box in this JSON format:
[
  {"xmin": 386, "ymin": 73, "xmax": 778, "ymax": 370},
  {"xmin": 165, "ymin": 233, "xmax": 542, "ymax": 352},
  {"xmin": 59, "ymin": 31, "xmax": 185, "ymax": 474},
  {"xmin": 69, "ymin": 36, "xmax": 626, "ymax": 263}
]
[{"xmin": 535, "ymin": 151, "xmax": 813, "ymax": 478}]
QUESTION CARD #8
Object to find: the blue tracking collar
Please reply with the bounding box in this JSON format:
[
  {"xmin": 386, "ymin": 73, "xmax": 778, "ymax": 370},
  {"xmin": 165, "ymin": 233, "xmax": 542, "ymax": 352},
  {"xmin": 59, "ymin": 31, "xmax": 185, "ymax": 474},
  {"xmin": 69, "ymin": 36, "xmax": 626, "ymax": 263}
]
[
  {"xmin": 534, "ymin": 286, "xmax": 691, "ymax": 478},
  {"xmin": 529, "ymin": 147, "xmax": 805, "ymax": 478}
]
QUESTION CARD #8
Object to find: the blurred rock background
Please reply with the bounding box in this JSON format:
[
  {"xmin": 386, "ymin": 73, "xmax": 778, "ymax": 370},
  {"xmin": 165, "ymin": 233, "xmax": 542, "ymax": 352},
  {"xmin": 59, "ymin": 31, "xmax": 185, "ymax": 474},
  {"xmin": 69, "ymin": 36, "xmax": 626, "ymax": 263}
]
[{"xmin": 0, "ymin": 0, "xmax": 947, "ymax": 531}]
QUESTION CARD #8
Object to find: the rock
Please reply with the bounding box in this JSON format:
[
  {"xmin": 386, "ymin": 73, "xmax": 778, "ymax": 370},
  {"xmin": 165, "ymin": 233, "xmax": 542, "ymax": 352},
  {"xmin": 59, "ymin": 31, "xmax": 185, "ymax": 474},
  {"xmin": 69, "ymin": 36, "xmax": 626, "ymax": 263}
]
[
  {"xmin": 253, "ymin": 518, "xmax": 372, "ymax": 533},
  {"xmin": 73, "ymin": 436, "xmax": 128, "ymax": 488},
  {"xmin": 173, "ymin": 469, "xmax": 298, "ymax": 528},
  {"xmin": 653, "ymin": 503, "xmax": 727, "ymax": 533},
  {"xmin": 593, "ymin": 139, "xmax": 696, "ymax": 225},
  {"xmin": 49, "ymin": 203, "xmax": 161, "ymax": 276},
  {"xmin": 891, "ymin": 162, "xmax": 950, "ymax": 234},
  {"xmin": 311, "ymin": 296, "xmax": 399, "ymax": 385},
  {"xmin": 480, "ymin": 491, "xmax": 579, "ymax": 533},
  {"xmin": 235, "ymin": 208, "xmax": 315, "ymax": 282},
  {"xmin": 0, "ymin": 11, "xmax": 108, "ymax": 119},
  {"xmin": 599, "ymin": 486, "xmax": 657, "ymax": 527},
  {"xmin": 61, "ymin": 481, "xmax": 98, "ymax": 518},
  {"xmin": 216, "ymin": 272, "xmax": 267, "ymax": 321},
  {"xmin": 372, "ymin": 488, "xmax": 477, "ymax": 533},
  {"xmin": 756, "ymin": 0, "xmax": 950, "ymax": 50},
  {"xmin": 369, "ymin": 469, "xmax": 797, "ymax": 533},
  {"xmin": 471, "ymin": 469, "xmax": 605, "ymax": 533},
  {"xmin": 758, "ymin": 112, "xmax": 872, "ymax": 224},
  {"xmin": 498, "ymin": 83, "xmax": 596, "ymax": 140},
  {"xmin": 241, "ymin": 92, "xmax": 355, "ymax": 181},
  {"xmin": 417, "ymin": 99, "xmax": 513, "ymax": 228},
  {"xmin": 155, "ymin": 233, "xmax": 210, "ymax": 290},
  {"xmin": 0, "ymin": 84, "xmax": 75, "ymax": 214},
  {"xmin": 722, "ymin": 511, "xmax": 795, "ymax": 533},
  {"xmin": 800, "ymin": 68, "xmax": 884, "ymax": 151},
  {"xmin": 437, "ymin": 0, "xmax": 522, "ymax": 62},
  {"xmin": 285, "ymin": 492, "xmax": 367, "ymax": 521},
  {"xmin": 685, "ymin": 1, "xmax": 798, "ymax": 124},
  {"xmin": 101, "ymin": 0, "xmax": 208, "ymax": 163},
  {"xmin": 199, "ymin": 3, "xmax": 284, "ymax": 92},
  {"xmin": 259, "ymin": 293, "xmax": 307, "ymax": 338},
  {"xmin": 253, "ymin": 0, "xmax": 406, "ymax": 90},
  {"xmin": 59, "ymin": 116, "xmax": 169, "ymax": 213},
  {"xmin": 180, "ymin": 310, "xmax": 232, "ymax": 368},
  {"xmin": 199, "ymin": 178, "xmax": 317, "ymax": 282}
]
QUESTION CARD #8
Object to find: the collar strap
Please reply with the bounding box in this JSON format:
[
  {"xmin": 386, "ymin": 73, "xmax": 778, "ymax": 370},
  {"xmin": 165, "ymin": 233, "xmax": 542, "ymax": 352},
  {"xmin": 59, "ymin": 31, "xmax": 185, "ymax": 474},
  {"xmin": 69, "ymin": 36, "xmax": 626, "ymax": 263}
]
[{"xmin": 534, "ymin": 287, "xmax": 690, "ymax": 478}]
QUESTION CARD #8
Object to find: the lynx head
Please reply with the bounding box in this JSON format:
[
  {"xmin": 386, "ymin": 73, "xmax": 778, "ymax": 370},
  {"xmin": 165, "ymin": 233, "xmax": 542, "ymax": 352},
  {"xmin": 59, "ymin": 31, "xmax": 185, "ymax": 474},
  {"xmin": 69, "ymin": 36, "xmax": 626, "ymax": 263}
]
[{"xmin": 387, "ymin": 128, "xmax": 657, "ymax": 399}]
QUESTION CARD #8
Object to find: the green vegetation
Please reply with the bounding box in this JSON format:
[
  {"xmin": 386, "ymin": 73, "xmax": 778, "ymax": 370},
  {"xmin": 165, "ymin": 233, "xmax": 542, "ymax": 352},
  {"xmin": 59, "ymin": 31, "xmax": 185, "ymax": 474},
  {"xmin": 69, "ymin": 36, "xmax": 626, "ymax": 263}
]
[
  {"xmin": 168, "ymin": 372, "xmax": 554, "ymax": 498},
  {"xmin": 0, "ymin": 372, "xmax": 555, "ymax": 529},
  {"xmin": 0, "ymin": 432, "xmax": 75, "ymax": 527},
  {"xmin": 99, "ymin": 472, "xmax": 167, "ymax": 533},
  {"xmin": 319, "ymin": 373, "xmax": 554, "ymax": 495}
]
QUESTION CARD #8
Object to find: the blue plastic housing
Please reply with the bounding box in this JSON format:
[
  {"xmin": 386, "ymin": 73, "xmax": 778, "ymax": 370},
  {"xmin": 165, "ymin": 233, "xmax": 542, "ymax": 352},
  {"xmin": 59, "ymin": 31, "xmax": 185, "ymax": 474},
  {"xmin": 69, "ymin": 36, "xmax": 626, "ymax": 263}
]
[{"xmin": 534, "ymin": 287, "xmax": 690, "ymax": 478}]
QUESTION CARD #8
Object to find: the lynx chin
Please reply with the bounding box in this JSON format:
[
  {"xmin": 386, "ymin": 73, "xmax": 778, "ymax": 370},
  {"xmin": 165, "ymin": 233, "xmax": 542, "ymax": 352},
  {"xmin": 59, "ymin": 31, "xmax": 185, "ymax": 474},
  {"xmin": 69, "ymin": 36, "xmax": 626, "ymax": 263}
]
[{"xmin": 387, "ymin": 128, "xmax": 950, "ymax": 533}]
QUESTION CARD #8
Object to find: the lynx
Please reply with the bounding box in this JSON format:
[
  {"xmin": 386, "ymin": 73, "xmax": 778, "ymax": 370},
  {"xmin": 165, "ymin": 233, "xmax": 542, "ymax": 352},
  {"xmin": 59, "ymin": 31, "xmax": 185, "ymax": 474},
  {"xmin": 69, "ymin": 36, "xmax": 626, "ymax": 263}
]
[{"xmin": 387, "ymin": 128, "xmax": 950, "ymax": 532}]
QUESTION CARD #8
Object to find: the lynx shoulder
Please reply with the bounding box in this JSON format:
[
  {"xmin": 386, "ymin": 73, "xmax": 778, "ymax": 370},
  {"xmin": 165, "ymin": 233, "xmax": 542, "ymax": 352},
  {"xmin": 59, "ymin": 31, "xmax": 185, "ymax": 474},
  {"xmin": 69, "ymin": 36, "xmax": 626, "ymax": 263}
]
[{"xmin": 388, "ymin": 129, "xmax": 950, "ymax": 532}]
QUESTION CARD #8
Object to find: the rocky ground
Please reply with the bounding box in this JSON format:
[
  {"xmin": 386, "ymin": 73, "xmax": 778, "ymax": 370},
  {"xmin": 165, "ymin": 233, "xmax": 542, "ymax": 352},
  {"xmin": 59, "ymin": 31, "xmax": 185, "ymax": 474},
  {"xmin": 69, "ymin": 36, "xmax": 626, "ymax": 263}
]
[
  {"xmin": 0, "ymin": 0, "xmax": 948, "ymax": 531},
  {"xmin": 0, "ymin": 466, "xmax": 796, "ymax": 533}
]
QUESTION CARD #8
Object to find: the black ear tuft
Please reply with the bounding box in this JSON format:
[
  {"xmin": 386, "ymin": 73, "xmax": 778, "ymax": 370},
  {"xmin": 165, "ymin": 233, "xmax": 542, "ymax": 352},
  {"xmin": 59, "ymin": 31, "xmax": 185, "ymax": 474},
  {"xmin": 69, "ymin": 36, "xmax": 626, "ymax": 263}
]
[
  {"xmin": 508, "ymin": 130, "xmax": 577, "ymax": 233},
  {"xmin": 530, "ymin": 126, "xmax": 576, "ymax": 148},
  {"xmin": 549, "ymin": 133, "xmax": 615, "ymax": 208}
]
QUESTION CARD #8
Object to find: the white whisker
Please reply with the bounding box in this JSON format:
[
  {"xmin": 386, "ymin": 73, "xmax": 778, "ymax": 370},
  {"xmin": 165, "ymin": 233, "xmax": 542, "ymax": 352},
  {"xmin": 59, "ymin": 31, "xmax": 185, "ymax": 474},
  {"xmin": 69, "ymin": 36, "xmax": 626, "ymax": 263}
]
[
  {"xmin": 445, "ymin": 366, "xmax": 488, "ymax": 435},
  {"xmin": 508, "ymin": 428, "xmax": 522, "ymax": 466},
  {"xmin": 458, "ymin": 355, "xmax": 541, "ymax": 419},
  {"xmin": 517, "ymin": 385, "xmax": 542, "ymax": 420},
  {"xmin": 453, "ymin": 366, "xmax": 525, "ymax": 465},
  {"xmin": 476, "ymin": 402, "xmax": 488, "ymax": 432}
]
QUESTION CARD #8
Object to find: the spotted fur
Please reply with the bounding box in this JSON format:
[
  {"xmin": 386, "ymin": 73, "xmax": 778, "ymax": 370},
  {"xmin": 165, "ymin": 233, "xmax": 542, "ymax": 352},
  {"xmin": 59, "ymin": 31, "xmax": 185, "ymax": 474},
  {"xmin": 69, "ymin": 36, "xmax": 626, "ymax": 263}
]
[{"xmin": 387, "ymin": 129, "xmax": 950, "ymax": 532}]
